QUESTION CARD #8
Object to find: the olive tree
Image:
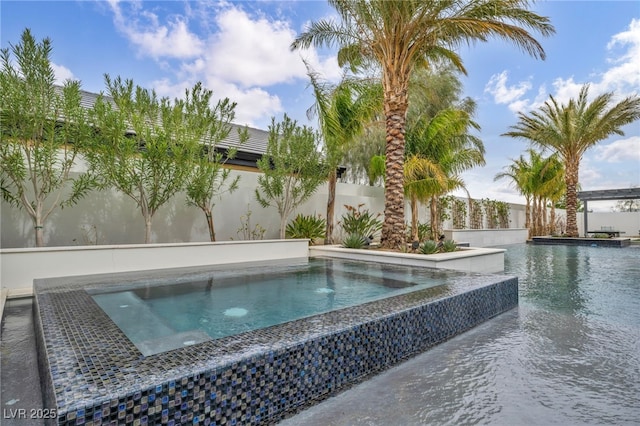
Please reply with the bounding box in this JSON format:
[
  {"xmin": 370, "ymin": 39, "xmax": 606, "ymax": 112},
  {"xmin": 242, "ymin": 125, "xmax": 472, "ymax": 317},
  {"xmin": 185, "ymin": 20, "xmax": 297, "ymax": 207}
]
[
  {"xmin": 185, "ymin": 99, "xmax": 248, "ymax": 241},
  {"xmin": 0, "ymin": 29, "xmax": 96, "ymax": 247},
  {"xmin": 255, "ymin": 115, "xmax": 327, "ymax": 239},
  {"xmin": 88, "ymin": 76, "xmax": 213, "ymax": 243}
]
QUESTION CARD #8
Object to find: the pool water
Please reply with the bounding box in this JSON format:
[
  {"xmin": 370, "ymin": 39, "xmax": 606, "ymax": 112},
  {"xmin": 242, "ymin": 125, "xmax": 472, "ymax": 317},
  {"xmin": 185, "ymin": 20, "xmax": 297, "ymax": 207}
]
[
  {"xmin": 90, "ymin": 257, "xmax": 462, "ymax": 355},
  {"xmin": 280, "ymin": 243, "xmax": 640, "ymax": 425}
]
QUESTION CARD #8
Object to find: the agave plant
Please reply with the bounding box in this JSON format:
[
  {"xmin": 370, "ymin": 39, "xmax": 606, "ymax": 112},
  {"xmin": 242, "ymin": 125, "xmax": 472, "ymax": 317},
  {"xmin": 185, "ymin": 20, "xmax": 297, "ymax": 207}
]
[
  {"xmin": 342, "ymin": 233, "xmax": 368, "ymax": 249},
  {"xmin": 419, "ymin": 240, "xmax": 439, "ymax": 254},
  {"xmin": 285, "ymin": 214, "xmax": 326, "ymax": 244},
  {"xmin": 441, "ymin": 239, "xmax": 458, "ymax": 252}
]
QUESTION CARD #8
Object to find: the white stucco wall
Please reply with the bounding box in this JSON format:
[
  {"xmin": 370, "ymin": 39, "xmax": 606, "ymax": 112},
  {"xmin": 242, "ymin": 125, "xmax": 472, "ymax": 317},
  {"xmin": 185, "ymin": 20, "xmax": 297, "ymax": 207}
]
[
  {"xmin": 576, "ymin": 211, "xmax": 640, "ymax": 237},
  {"xmin": 0, "ymin": 168, "xmax": 537, "ymax": 249},
  {"xmin": 0, "ymin": 239, "xmax": 309, "ymax": 297},
  {"xmin": 443, "ymin": 228, "xmax": 529, "ymax": 247}
]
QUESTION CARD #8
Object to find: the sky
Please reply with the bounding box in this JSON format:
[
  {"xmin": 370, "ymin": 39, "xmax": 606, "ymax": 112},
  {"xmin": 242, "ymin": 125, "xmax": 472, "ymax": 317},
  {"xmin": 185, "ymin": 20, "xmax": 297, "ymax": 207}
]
[{"xmin": 2, "ymin": 0, "xmax": 639, "ymax": 211}]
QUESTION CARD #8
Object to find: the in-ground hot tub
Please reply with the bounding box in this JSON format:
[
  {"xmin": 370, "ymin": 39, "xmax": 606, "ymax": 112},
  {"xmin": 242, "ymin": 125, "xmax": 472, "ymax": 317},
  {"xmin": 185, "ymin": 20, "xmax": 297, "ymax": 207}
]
[{"xmin": 33, "ymin": 257, "xmax": 518, "ymax": 425}]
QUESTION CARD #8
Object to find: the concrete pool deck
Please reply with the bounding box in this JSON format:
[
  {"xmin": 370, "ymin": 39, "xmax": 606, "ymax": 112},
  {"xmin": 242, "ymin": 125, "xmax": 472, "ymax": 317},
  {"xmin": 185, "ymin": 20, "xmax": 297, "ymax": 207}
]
[{"xmin": 1, "ymin": 297, "xmax": 45, "ymax": 426}]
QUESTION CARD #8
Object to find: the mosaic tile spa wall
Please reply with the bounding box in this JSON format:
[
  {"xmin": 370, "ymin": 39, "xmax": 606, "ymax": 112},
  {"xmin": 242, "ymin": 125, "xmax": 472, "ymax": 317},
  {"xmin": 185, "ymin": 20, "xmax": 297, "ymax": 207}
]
[{"xmin": 33, "ymin": 267, "xmax": 518, "ymax": 426}]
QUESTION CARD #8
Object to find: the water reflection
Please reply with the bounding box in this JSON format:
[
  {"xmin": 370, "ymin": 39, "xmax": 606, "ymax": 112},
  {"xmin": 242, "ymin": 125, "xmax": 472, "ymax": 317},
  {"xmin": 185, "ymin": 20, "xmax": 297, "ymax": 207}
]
[{"xmin": 280, "ymin": 244, "xmax": 640, "ymax": 426}]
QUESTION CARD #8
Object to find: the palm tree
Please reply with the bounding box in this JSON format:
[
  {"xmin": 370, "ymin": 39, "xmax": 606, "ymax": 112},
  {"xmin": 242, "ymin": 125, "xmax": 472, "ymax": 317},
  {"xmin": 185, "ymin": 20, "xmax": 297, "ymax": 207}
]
[
  {"xmin": 496, "ymin": 149, "xmax": 564, "ymax": 237},
  {"xmin": 503, "ymin": 85, "xmax": 640, "ymax": 237},
  {"xmin": 404, "ymin": 155, "xmax": 448, "ymax": 242},
  {"xmin": 404, "ymin": 67, "xmax": 484, "ymax": 240},
  {"xmin": 538, "ymin": 154, "xmax": 565, "ymax": 235},
  {"xmin": 405, "ymin": 108, "xmax": 485, "ymax": 240},
  {"xmin": 292, "ymin": 0, "xmax": 554, "ymax": 248},
  {"xmin": 495, "ymin": 153, "xmax": 535, "ymax": 237},
  {"xmin": 305, "ymin": 64, "xmax": 382, "ymax": 243}
]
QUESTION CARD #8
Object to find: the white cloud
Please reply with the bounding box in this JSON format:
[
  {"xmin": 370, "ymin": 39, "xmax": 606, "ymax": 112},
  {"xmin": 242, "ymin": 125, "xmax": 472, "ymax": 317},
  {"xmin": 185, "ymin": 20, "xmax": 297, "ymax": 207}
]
[
  {"xmin": 52, "ymin": 63, "xmax": 75, "ymax": 84},
  {"xmin": 593, "ymin": 136, "xmax": 640, "ymax": 163},
  {"xmin": 106, "ymin": 1, "xmax": 340, "ymax": 127},
  {"xmin": 484, "ymin": 71, "xmax": 532, "ymax": 112},
  {"xmin": 549, "ymin": 76, "xmax": 584, "ymax": 105},
  {"xmin": 205, "ymin": 8, "xmax": 305, "ymax": 87},
  {"xmin": 108, "ymin": 0, "xmax": 204, "ymax": 59},
  {"xmin": 200, "ymin": 6, "xmax": 341, "ymax": 87},
  {"xmin": 599, "ymin": 18, "xmax": 640, "ymax": 96}
]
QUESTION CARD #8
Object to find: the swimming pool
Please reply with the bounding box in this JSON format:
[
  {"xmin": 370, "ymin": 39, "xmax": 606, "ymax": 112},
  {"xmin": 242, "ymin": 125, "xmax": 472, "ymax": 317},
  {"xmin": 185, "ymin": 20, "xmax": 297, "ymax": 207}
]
[
  {"xmin": 33, "ymin": 257, "xmax": 517, "ymax": 425},
  {"xmin": 280, "ymin": 243, "xmax": 640, "ymax": 425},
  {"xmin": 89, "ymin": 258, "xmax": 457, "ymax": 355}
]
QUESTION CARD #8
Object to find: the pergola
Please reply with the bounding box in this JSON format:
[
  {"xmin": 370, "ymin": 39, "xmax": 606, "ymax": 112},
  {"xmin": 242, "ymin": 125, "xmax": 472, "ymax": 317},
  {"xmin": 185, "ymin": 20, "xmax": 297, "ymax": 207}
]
[{"xmin": 578, "ymin": 188, "xmax": 640, "ymax": 235}]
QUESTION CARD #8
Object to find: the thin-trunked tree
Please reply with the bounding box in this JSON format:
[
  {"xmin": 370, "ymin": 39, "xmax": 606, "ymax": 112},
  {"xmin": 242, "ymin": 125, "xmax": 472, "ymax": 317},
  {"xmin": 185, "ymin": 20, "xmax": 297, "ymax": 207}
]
[
  {"xmin": 304, "ymin": 63, "xmax": 382, "ymax": 244},
  {"xmin": 185, "ymin": 96, "xmax": 248, "ymax": 242},
  {"xmin": 292, "ymin": 0, "xmax": 554, "ymax": 249},
  {"xmin": 255, "ymin": 115, "xmax": 327, "ymax": 239},
  {"xmin": 88, "ymin": 77, "xmax": 212, "ymax": 243},
  {"xmin": 0, "ymin": 29, "xmax": 96, "ymax": 247}
]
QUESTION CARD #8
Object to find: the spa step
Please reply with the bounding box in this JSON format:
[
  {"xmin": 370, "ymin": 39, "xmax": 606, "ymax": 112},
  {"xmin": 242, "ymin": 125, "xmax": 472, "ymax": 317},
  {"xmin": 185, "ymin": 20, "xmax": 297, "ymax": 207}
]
[
  {"xmin": 136, "ymin": 329, "xmax": 212, "ymax": 356},
  {"xmin": 92, "ymin": 291, "xmax": 177, "ymax": 344}
]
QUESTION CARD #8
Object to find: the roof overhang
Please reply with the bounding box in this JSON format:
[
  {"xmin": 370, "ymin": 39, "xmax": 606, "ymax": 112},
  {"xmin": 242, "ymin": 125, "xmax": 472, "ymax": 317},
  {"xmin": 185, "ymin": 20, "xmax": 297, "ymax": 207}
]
[{"xmin": 578, "ymin": 188, "xmax": 640, "ymax": 201}]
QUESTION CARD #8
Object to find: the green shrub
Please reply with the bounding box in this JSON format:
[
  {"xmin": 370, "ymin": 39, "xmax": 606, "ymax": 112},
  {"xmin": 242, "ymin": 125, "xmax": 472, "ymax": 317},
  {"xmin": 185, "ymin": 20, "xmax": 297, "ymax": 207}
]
[
  {"xmin": 441, "ymin": 239, "xmax": 458, "ymax": 252},
  {"xmin": 420, "ymin": 240, "xmax": 439, "ymax": 254},
  {"xmin": 339, "ymin": 204, "xmax": 382, "ymax": 240},
  {"xmin": 342, "ymin": 233, "xmax": 368, "ymax": 249},
  {"xmin": 285, "ymin": 214, "xmax": 326, "ymax": 244},
  {"xmin": 407, "ymin": 221, "xmax": 432, "ymax": 242}
]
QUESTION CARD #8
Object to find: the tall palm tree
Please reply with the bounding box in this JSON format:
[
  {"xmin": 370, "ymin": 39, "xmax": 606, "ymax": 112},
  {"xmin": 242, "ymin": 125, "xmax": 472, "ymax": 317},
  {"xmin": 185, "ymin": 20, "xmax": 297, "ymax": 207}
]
[
  {"xmin": 503, "ymin": 85, "xmax": 640, "ymax": 237},
  {"xmin": 292, "ymin": 0, "xmax": 554, "ymax": 248},
  {"xmin": 305, "ymin": 64, "xmax": 382, "ymax": 243}
]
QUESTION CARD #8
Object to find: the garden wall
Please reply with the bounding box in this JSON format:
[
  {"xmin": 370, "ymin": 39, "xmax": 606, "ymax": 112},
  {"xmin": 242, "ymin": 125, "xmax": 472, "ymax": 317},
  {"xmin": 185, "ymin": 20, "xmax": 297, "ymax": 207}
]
[
  {"xmin": 0, "ymin": 169, "xmax": 530, "ymax": 249},
  {"xmin": 1, "ymin": 239, "xmax": 309, "ymax": 297},
  {"xmin": 576, "ymin": 211, "xmax": 640, "ymax": 237},
  {"xmin": 443, "ymin": 229, "xmax": 529, "ymax": 247}
]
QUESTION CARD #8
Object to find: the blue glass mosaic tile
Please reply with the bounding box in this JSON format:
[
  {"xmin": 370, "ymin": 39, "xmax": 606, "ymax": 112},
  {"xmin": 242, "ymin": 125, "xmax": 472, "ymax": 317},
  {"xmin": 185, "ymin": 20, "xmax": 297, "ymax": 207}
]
[{"xmin": 33, "ymin": 262, "xmax": 517, "ymax": 425}]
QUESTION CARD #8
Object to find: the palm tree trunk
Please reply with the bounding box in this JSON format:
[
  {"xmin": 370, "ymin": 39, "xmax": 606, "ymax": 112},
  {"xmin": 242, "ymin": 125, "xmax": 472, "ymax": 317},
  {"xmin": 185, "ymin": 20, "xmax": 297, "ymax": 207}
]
[
  {"xmin": 430, "ymin": 196, "xmax": 438, "ymax": 240},
  {"xmin": 531, "ymin": 197, "xmax": 537, "ymax": 236},
  {"xmin": 325, "ymin": 169, "xmax": 337, "ymax": 244},
  {"xmin": 410, "ymin": 194, "xmax": 419, "ymax": 243},
  {"xmin": 549, "ymin": 205, "xmax": 556, "ymax": 235},
  {"xmin": 525, "ymin": 196, "xmax": 531, "ymax": 239},
  {"xmin": 537, "ymin": 196, "xmax": 544, "ymax": 236},
  {"xmin": 380, "ymin": 84, "xmax": 408, "ymax": 250},
  {"xmin": 565, "ymin": 162, "xmax": 580, "ymax": 237},
  {"xmin": 542, "ymin": 198, "xmax": 548, "ymax": 235}
]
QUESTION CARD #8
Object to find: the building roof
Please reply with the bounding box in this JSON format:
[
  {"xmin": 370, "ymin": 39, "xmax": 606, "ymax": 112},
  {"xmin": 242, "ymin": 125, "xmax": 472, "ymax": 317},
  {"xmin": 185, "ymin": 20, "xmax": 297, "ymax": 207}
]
[
  {"xmin": 76, "ymin": 88, "xmax": 346, "ymax": 175},
  {"xmin": 78, "ymin": 88, "xmax": 270, "ymax": 164},
  {"xmin": 578, "ymin": 188, "xmax": 640, "ymax": 201}
]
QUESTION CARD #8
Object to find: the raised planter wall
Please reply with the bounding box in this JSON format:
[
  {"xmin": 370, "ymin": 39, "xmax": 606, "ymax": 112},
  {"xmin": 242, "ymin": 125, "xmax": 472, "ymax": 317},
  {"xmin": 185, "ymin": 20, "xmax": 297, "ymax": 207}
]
[
  {"xmin": 310, "ymin": 245, "xmax": 505, "ymax": 274},
  {"xmin": 0, "ymin": 240, "xmax": 309, "ymax": 297},
  {"xmin": 443, "ymin": 228, "xmax": 528, "ymax": 247}
]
